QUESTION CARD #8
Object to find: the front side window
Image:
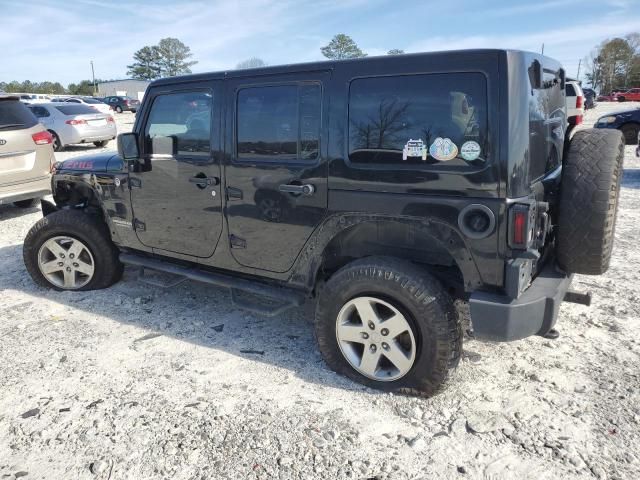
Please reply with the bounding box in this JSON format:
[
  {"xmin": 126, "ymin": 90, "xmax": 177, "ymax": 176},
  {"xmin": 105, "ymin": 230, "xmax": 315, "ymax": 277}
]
[
  {"xmin": 348, "ymin": 73, "xmax": 487, "ymax": 166},
  {"xmin": 144, "ymin": 91, "xmax": 212, "ymax": 156},
  {"xmin": 237, "ymin": 84, "xmax": 321, "ymax": 161}
]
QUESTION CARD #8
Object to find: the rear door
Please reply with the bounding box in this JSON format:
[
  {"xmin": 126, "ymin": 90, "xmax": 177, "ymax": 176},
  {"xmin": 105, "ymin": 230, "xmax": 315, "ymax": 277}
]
[
  {"xmin": 0, "ymin": 99, "xmax": 48, "ymax": 186},
  {"xmin": 224, "ymin": 72, "xmax": 329, "ymax": 273},
  {"xmin": 129, "ymin": 82, "xmax": 224, "ymax": 258}
]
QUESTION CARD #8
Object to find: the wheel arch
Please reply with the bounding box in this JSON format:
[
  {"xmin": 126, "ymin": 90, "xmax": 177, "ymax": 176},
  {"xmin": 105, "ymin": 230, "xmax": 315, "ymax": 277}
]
[{"xmin": 290, "ymin": 214, "xmax": 484, "ymax": 295}]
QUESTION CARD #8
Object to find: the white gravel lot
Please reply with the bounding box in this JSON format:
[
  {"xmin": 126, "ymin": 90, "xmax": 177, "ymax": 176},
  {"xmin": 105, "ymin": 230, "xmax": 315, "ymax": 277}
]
[{"xmin": 1, "ymin": 106, "xmax": 639, "ymax": 480}]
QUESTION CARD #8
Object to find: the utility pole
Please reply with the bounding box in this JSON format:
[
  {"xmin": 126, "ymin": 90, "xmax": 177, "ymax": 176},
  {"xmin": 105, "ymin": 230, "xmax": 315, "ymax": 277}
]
[
  {"xmin": 90, "ymin": 60, "xmax": 97, "ymax": 96},
  {"xmin": 576, "ymin": 59, "xmax": 581, "ymax": 81},
  {"xmin": 541, "ymin": 43, "xmax": 544, "ymax": 55}
]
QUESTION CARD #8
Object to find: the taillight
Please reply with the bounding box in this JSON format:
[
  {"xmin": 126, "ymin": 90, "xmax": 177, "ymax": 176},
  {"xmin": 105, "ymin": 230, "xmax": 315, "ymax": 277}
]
[
  {"xmin": 575, "ymin": 115, "xmax": 583, "ymax": 125},
  {"xmin": 576, "ymin": 95, "xmax": 583, "ymax": 109},
  {"xmin": 32, "ymin": 130, "xmax": 53, "ymax": 145},
  {"xmin": 65, "ymin": 119, "xmax": 87, "ymax": 125},
  {"xmin": 107, "ymin": 116, "xmax": 115, "ymax": 123},
  {"xmin": 124, "ymin": 100, "xmax": 130, "ymax": 105},
  {"xmin": 509, "ymin": 204, "xmax": 534, "ymax": 249}
]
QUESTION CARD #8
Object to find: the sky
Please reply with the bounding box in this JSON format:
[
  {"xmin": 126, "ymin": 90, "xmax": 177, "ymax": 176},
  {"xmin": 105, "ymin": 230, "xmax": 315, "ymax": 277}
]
[{"xmin": 1, "ymin": 0, "xmax": 639, "ymax": 86}]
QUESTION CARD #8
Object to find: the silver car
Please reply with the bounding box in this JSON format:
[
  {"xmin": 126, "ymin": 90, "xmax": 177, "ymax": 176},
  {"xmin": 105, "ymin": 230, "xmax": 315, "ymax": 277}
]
[
  {"xmin": 0, "ymin": 95, "xmax": 54, "ymax": 208},
  {"xmin": 27, "ymin": 103, "xmax": 117, "ymax": 151}
]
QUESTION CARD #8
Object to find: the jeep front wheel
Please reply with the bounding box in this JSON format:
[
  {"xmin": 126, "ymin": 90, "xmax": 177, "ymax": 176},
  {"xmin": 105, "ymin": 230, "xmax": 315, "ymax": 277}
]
[
  {"xmin": 23, "ymin": 210, "xmax": 123, "ymax": 291},
  {"xmin": 315, "ymin": 257, "xmax": 461, "ymax": 397}
]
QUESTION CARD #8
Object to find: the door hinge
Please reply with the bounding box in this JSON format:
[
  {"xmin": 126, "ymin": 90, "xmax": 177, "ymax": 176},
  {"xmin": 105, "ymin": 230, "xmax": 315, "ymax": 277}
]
[
  {"xmin": 130, "ymin": 177, "xmax": 142, "ymax": 188},
  {"xmin": 227, "ymin": 187, "xmax": 243, "ymax": 200},
  {"xmin": 229, "ymin": 234, "xmax": 246, "ymax": 249},
  {"xmin": 133, "ymin": 218, "xmax": 146, "ymax": 231}
]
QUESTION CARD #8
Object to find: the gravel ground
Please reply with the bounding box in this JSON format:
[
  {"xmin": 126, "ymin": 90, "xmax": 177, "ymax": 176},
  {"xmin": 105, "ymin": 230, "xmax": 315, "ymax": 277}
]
[{"xmin": 1, "ymin": 106, "xmax": 639, "ymax": 480}]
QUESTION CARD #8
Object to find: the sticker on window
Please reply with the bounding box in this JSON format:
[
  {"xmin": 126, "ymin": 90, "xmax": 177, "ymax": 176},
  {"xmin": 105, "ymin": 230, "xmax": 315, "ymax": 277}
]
[
  {"xmin": 460, "ymin": 141, "xmax": 481, "ymax": 161},
  {"xmin": 429, "ymin": 137, "xmax": 458, "ymax": 161},
  {"xmin": 402, "ymin": 139, "xmax": 428, "ymax": 161}
]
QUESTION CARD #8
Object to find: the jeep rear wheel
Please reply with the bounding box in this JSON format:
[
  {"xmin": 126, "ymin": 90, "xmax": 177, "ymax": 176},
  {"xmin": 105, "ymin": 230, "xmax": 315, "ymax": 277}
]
[
  {"xmin": 315, "ymin": 257, "xmax": 461, "ymax": 397},
  {"xmin": 23, "ymin": 210, "xmax": 123, "ymax": 291},
  {"xmin": 557, "ymin": 129, "xmax": 625, "ymax": 275}
]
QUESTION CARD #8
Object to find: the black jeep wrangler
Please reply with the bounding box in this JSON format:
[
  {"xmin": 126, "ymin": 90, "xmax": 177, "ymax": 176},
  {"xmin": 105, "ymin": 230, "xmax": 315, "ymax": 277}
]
[{"xmin": 23, "ymin": 50, "xmax": 624, "ymax": 396}]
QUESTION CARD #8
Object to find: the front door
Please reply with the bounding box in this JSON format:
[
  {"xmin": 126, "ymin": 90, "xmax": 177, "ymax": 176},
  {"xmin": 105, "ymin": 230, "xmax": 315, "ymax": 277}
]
[
  {"xmin": 224, "ymin": 73, "xmax": 329, "ymax": 272},
  {"xmin": 129, "ymin": 84, "xmax": 223, "ymax": 258}
]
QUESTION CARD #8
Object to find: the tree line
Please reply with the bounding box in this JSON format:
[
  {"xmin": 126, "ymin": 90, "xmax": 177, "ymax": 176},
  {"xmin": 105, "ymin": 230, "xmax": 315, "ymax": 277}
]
[
  {"xmin": 584, "ymin": 33, "xmax": 639, "ymax": 93},
  {"xmin": 0, "ymin": 79, "xmax": 103, "ymax": 96}
]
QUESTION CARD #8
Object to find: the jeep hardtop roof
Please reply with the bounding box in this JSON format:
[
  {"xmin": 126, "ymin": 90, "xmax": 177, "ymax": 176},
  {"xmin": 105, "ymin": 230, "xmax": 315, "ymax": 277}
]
[{"xmin": 151, "ymin": 49, "xmax": 563, "ymax": 86}]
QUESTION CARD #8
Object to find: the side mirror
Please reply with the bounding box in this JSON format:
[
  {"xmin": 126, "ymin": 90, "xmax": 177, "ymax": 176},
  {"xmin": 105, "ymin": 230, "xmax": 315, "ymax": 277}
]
[
  {"xmin": 528, "ymin": 60, "xmax": 542, "ymax": 89},
  {"xmin": 117, "ymin": 132, "xmax": 139, "ymax": 160}
]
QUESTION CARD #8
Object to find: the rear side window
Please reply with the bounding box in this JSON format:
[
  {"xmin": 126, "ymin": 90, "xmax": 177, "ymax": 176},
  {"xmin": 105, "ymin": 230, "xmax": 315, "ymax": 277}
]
[
  {"xmin": 29, "ymin": 106, "xmax": 50, "ymax": 118},
  {"xmin": 348, "ymin": 73, "xmax": 487, "ymax": 166},
  {"xmin": 0, "ymin": 100, "xmax": 38, "ymax": 130},
  {"xmin": 566, "ymin": 84, "xmax": 576, "ymax": 96},
  {"xmin": 236, "ymin": 84, "xmax": 321, "ymax": 161},
  {"xmin": 55, "ymin": 105, "xmax": 100, "ymax": 115}
]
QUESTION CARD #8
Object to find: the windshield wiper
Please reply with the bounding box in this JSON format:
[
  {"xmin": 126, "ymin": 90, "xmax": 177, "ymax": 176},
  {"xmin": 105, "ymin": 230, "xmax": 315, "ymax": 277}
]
[{"xmin": 0, "ymin": 123, "xmax": 26, "ymax": 130}]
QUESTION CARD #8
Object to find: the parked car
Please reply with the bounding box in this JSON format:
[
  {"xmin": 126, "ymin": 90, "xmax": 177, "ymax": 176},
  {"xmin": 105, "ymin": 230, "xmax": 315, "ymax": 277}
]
[
  {"xmin": 103, "ymin": 95, "xmax": 140, "ymax": 113},
  {"xmin": 0, "ymin": 95, "xmax": 54, "ymax": 208},
  {"xmin": 64, "ymin": 97, "xmax": 113, "ymax": 115},
  {"xmin": 594, "ymin": 107, "xmax": 640, "ymax": 144},
  {"xmin": 581, "ymin": 87, "xmax": 596, "ymax": 109},
  {"xmin": 27, "ymin": 103, "xmax": 116, "ymax": 151},
  {"xmin": 22, "ymin": 50, "xmax": 624, "ymax": 397},
  {"xmin": 565, "ymin": 80, "xmax": 584, "ymax": 138},
  {"xmin": 613, "ymin": 88, "xmax": 640, "ymax": 102}
]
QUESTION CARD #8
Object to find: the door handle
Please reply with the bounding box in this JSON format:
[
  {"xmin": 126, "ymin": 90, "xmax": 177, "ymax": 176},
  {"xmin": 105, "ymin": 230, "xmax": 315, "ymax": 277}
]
[
  {"xmin": 189, "ymin": 176, "xmax": 219, "ymax": 188},
  {"xmin": 278, "ymin": 183, "xmax": 315, "ymax": 196}
]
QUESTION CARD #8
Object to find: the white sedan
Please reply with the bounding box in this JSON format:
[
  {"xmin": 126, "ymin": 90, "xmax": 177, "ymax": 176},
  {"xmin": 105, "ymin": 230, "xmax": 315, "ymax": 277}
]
[{"xmin": 64, "ymin": 97, "xmax": 112, "ymax": 115}]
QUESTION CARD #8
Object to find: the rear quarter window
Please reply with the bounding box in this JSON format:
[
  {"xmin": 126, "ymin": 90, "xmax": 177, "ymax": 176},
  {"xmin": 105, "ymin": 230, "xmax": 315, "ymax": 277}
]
[
  {"xmin": 348, "ymin": 73, "xmax": 488, "ymax": 167},
  {"xmin": 0, "ymin": 100, "xmax": 38, "ymax": 129},
  {"xmin": 55, "ymin": 105, "xmax": 99, "ymax": 115},
  {"xmin": 566, "ymin": 84, "xmax": 576, "ymax": 96}
]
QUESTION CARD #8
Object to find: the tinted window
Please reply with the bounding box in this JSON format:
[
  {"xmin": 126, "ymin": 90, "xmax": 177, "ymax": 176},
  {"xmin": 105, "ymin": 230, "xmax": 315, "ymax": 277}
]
[
  {"xmin": 67, "ymin": 99, "xmax": 81, "ymax": 103},
  {"xmin": 55, "ymin": 105, "xmax": 100, "ymax": 115},
  {"xmin": 348, "ymin": 74, "xmax": 487, "ymax": 166},
  {"xmin": 29, "ymin": 106, "xmax": 50, "ymax": 118},
  {"xmin": 83, "ymin": 98, "xmax": 101, "ymax": 104},
  {"xmin": 145, "ymin": 91, "xmax": 212, "ymax": 156},
  {"xmin": 566, "ymin": 84, "xmax": 576, "ymax": 96},
  {"xmin": 237, "ymin": 84, "xmax": 321, "ymax": 161},
  {"xmin": 0, "ymin": 100, "xmax": 38, "ymax": 129}
]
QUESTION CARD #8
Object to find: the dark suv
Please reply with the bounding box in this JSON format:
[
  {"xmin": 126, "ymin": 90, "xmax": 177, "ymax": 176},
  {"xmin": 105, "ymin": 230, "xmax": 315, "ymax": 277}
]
[
  {"xmin": 103, "ymin": 95, "xmax": 140, "ymax": 113},
  {"xmin": 22, "ymin": 50, "xmax": 624, "ymax": 396}
]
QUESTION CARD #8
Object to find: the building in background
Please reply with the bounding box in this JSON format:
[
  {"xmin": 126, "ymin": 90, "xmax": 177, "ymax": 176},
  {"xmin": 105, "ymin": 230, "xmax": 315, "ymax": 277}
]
[{"xmin": 97, "ymin": 79, "xmax": 150, "ymax": 101}]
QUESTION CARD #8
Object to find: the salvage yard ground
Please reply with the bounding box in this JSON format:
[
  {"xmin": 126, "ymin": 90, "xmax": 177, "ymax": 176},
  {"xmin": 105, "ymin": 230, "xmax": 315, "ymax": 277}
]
[{"xmin": 1, "ymin": 106, "xmax": 639, "ymax": 479}]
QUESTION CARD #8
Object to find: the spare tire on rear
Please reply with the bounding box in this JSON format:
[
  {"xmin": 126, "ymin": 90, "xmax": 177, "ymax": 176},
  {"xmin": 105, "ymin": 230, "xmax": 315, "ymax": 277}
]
[{"xmin": 557, "ymin": 128, "xmax": 624, "ymax": 275}]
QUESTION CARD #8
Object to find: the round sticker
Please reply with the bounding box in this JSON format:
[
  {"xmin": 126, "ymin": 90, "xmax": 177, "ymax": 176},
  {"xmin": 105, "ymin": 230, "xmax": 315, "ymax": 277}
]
[
  {"xmin": 460, "ymin": 141, "xmax": 481, "ymax": 161},
  {"xmin": 429, "ymin": 137, "xmax": 458, "ymax": 161}
]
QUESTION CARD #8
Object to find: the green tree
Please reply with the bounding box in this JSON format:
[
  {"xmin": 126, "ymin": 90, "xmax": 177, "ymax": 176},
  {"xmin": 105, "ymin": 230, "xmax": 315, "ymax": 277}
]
[
  {"xmin": 387, "ymin": 49, "xmax": 405, "ymax": 55},
  {"xmin": 584, "ymin": 34, "xmax": 640, "ymax": 92},
  {"xmin": 236, "ymin": 57, "xmax": 267, "ymax": 69},
  {"xmin": 68, "ymin": 80, "xmax": 101, "ymax": 96},
  {"xmin": 156, "ymin": 37, "xmax": 198, "ymax": 77},
  {"xmin": 127, "ymin": 45, "xmax": 162, "ymax": 80},
  {"xmin": 321, "ymin": 34, "xmax": 367, "ymax": 59}
]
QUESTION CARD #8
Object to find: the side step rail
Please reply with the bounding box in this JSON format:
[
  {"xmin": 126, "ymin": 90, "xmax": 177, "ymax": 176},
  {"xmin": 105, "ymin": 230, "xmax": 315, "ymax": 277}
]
[{"xmin": 119, "ymin": 253, "xmax": 306, "ymax": 316}]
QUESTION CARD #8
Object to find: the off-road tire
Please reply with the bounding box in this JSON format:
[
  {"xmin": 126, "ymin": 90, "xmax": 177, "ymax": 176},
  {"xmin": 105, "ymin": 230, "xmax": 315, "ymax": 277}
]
[
  {"xmin": 315, "ymin": 257, "xmax": 461, "ymax": 397},
  {"xmin": 93, "ymin": 140, "xmax": 109, "ymax": 148},
  {"xmin": 621, "ymin": 123, "xmax": 639, "ymax": 145},
  {"xmin": 557, "ymin": 128, "xmax": 624, "ymax": 275},
  {"xmin": 13, "ymin": 198, "xmax": 40, "ymax": 208},
  {"xmin": 23, "ymin": 209, "xmax": 123, "ymax": 291}
]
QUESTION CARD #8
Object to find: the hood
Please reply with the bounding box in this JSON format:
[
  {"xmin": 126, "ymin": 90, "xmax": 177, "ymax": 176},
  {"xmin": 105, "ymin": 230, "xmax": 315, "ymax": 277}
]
[
  {"xmin": 56, "ymin": 151, "xmax": 124, "ymax": 172},
  {"xmin": 600, "ymin": 108, "xmax": 640, "ymax": 120}
]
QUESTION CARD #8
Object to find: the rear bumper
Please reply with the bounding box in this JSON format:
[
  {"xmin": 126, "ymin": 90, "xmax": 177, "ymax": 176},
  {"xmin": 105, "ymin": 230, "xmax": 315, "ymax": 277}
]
[
  {"xmin": 0, "ymin": 176, "xmax": 51, "ymax": 205},
  {"xmin": 469, "ymin": 263, "xmax": 572, "ymax": 341}
]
